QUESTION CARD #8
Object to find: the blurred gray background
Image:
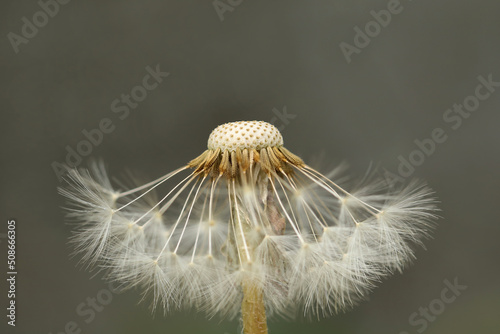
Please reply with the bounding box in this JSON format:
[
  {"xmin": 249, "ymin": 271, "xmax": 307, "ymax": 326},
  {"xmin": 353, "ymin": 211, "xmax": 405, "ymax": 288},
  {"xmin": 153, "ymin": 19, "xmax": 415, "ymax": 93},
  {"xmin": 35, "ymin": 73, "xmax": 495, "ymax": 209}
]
[{"xmin": 1, "ymin": 0, "xmax": 499, "ymax": 333}]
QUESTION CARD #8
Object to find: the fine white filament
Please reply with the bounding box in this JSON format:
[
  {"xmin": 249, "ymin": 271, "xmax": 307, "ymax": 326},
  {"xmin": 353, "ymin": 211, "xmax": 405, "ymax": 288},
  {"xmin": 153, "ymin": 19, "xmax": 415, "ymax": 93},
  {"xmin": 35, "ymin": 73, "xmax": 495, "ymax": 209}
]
[{"xmin": 60, "ymin": 159, "xmax": 436, "ymax": 318}]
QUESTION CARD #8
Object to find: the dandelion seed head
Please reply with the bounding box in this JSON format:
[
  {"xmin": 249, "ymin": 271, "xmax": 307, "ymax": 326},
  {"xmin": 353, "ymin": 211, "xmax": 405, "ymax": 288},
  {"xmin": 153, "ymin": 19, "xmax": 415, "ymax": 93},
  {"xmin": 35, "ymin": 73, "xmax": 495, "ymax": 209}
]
[{"xmin": 60, "ymin": 120, "xmax": 438, "ymax": 320}]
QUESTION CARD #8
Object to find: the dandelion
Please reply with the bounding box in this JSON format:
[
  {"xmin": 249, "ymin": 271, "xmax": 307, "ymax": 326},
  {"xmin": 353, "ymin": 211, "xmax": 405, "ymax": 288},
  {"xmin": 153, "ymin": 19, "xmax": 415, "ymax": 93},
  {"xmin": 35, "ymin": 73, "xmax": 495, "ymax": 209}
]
[{"xmin": 60, "ymin": 120, "xmax": 437, "ymax": 334}]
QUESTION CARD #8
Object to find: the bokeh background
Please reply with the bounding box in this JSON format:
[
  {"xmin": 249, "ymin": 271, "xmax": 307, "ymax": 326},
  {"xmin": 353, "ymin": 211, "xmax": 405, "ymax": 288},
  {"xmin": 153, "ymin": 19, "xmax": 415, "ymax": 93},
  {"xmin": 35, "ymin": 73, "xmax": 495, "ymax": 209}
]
[{"xmin": 1, "ymin": 0, "xmax": 499, "ymax": 333}]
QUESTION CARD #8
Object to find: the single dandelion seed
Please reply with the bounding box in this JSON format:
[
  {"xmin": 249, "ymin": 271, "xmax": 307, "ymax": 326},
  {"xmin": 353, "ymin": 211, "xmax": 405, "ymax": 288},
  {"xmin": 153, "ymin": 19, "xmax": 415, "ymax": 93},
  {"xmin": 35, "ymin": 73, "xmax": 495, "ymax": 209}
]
[{"xmin": 60, "ymin": 120, "xmax": 437, "ymax": 334}]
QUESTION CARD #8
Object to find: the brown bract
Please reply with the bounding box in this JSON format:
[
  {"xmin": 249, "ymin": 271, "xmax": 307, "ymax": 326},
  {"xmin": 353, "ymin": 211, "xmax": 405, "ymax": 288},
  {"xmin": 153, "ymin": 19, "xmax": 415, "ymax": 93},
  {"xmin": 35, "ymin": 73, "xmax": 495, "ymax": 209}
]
[{"xmin": 188, "ymin": 146, "xmax": 305, "ymax": 179}]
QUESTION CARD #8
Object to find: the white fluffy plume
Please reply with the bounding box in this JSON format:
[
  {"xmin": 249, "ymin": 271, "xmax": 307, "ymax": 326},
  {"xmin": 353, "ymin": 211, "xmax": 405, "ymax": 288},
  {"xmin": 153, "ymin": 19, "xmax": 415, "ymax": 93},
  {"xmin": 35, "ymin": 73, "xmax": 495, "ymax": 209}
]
[{"xmin": 60, "ymin": 157, "xmax": 437, "ymax": 318}]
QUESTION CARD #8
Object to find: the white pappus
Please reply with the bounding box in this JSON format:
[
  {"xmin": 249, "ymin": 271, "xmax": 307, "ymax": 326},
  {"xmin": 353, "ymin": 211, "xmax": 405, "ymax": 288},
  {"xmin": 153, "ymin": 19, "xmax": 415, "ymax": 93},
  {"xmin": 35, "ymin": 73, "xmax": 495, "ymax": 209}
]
[{"xmin": 59, "ymin": 120, "xmax": 437, "ymax": 323}]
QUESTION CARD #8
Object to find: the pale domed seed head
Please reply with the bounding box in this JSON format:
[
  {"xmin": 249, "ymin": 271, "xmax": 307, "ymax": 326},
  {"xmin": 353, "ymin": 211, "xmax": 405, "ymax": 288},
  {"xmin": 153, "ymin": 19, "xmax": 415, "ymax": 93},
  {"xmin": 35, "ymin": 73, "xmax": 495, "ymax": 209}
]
[{"xmin": 207, "ymin": 121, "xmax": 284, "ymax": 152}]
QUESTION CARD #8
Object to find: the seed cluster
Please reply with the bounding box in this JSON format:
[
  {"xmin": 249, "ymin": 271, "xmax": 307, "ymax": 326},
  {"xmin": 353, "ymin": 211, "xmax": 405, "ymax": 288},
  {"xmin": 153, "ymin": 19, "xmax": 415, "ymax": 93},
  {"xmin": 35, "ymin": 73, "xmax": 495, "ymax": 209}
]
[{"xmin": 60, "ymin": 119, "xmax": 437, "ymax": 321}]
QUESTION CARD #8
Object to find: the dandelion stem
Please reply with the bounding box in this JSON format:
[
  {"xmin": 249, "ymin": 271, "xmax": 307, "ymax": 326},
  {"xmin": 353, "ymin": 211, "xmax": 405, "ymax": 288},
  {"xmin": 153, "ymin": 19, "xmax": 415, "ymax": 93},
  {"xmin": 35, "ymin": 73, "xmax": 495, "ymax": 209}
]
[
  {"xmin": 241, "ymin": 280, "xmax": 268, "ymax": 334},
  {"xmin": 229, "ymin": 181, "xmax": 269, "ymax": 334}
]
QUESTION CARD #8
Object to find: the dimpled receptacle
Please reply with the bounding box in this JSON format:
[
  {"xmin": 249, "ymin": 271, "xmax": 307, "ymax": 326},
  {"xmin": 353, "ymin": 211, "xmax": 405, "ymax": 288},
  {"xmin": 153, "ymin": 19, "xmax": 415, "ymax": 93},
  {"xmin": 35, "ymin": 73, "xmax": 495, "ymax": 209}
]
[{"xmin": 207, "ymin": 121, "xmax": 283, "ymax": 152}]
